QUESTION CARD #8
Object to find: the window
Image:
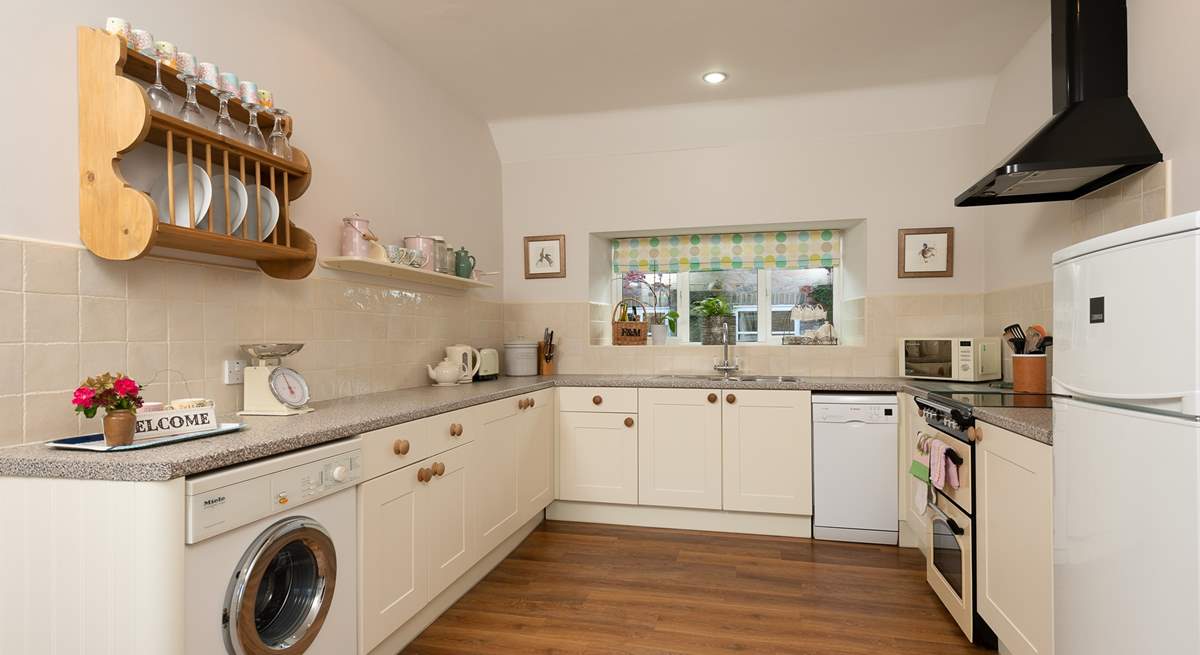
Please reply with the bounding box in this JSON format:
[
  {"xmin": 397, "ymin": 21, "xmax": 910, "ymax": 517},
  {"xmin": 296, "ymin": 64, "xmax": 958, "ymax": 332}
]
[
  {"xmin": 611, "ymin": 230, "xmax": 842, "ymax": 345},
  {"xmin": 613, "ymin": 268, "xmax": 838, "ymax": 343}
]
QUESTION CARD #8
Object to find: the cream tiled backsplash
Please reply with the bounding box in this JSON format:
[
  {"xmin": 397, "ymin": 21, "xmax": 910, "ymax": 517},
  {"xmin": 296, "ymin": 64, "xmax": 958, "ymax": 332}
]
[
  {"xmin": 0, "ymin": 237, "xmax": 503, "ymax": 447},
  {"xmin": 505, "ymin": 292, "xmax": 986, "ymax": 379}
]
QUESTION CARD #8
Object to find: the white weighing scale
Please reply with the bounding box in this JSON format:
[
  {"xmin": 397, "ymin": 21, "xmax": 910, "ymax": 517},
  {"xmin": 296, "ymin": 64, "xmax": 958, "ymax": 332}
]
[{"xmin": 238, "ymin": 343, "xmax": 314, "ymax": 416}]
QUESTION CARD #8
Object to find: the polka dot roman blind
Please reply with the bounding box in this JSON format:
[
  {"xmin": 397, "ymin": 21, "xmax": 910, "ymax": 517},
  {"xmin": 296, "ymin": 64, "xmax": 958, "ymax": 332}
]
[{"xmin": 611, "ymin": 230, "xmax": 841, "ymax": 273}]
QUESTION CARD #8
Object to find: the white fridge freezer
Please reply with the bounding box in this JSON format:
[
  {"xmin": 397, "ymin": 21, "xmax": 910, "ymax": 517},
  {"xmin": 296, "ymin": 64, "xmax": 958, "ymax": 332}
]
[{"xmin": 1052, "ymin": 212, "xmax": 1200, "ymax": 654}]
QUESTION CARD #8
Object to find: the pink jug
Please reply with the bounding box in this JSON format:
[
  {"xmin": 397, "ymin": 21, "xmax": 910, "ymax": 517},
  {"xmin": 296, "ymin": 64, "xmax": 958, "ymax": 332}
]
[{"xmin": 340, "ymin": 213, "xmax": 377, "ymax": 258}]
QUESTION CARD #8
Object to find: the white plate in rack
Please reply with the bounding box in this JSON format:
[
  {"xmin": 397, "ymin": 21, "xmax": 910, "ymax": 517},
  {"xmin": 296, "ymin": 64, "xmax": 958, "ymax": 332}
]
[
  {"xmin": 151, "ymin": 163, "xmax": 212, "ymax": 227},
  {"xmin": 244, "ymin": 184, "xmax": 280, "ymax": 241},
  {"xmin": 197, "ymin": 174, "xmax": 248, "ymax": 235}
]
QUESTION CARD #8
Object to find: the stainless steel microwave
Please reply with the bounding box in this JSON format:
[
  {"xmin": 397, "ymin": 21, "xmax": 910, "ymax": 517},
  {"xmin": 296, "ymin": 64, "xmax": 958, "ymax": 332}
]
[{"xmin": 899, "ymin": 337, "xmax": 1002, "ymax": 382}]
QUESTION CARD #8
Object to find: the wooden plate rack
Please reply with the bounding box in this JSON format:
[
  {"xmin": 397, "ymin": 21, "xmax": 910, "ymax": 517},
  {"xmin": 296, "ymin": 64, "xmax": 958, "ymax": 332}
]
[{"xmin": 77, "ymin": 26, "xmax": 316, "ymax": 279}]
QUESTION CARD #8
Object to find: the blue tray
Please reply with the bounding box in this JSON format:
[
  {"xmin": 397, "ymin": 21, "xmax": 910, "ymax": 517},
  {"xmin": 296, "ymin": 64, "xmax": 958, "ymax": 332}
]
[{"xmin": 47, "ymin": 423, "xmax": 246, "ymax": 452}]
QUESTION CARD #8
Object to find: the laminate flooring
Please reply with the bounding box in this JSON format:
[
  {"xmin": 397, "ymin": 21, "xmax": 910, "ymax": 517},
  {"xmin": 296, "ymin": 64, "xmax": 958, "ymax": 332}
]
[{"xmin": 401, "ymin": 520, "xmax": 987, "ymax": 655}]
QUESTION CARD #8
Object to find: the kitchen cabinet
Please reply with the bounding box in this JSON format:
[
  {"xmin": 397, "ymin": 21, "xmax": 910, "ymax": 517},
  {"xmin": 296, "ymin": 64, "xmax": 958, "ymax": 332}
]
[
  {"xmin": 722, "ymin": 389, "xmax": 812, "ymax": 515},
  {"xmin": 558, "ymin": 411, "xmax": 639, "ymax": 504},
  {"xmin": 976, "ymin": 420, "xmax": 1054, "ymax": 655},
  {"xmin": 637, "ymin": 388, "xmax": 723, "ymax": 509},
  {"xmin": 358, "ymin": 443, "xmax": 474, "ymax": 654},
  {"xmin": 472, "ymin": 399, "xmax": 522, "ymax": 555},
  {"xmin": 425, "ymin": 442, "xmax": 476, "ymax": 599},
  {"xmin": 900, "ymin": 392, "xmax": 932, "ymax": 554},
  {"xmin": 517, "ymin": 391, "xmax": 555, "ymax": 521}
]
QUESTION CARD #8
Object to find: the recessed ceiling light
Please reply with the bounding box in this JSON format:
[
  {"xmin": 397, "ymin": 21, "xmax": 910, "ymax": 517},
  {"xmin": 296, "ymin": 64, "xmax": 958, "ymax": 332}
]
[{"xmin": 702, "ymin": 71, "xmax": 728, "ymax": 85}]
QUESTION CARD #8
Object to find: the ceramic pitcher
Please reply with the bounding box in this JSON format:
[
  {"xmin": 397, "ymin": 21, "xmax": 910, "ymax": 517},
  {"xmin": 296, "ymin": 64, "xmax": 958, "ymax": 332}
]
[
  {"xmin": 340, "ymin": 213, "xmax": 377, "ymax": 258},
  {"xmin": 454, "ymin": 247, "xmax": 476, "ymax": 278}
]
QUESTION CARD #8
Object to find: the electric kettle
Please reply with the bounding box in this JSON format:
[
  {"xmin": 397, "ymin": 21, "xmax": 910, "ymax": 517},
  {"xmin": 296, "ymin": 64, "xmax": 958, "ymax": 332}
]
[{"xmin": 445, "ymin": 344, "xmax": 481, "ymax": 384}]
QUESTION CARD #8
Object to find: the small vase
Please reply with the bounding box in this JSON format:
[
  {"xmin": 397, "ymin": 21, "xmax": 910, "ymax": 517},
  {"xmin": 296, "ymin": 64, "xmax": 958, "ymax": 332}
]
[
  {"xmin": 650, "ymin": 325, "xmax": 668, "ymax": 345},
  {"xmin": 102, "ymin": 409, "xmax": 136, "ymax": 447}
]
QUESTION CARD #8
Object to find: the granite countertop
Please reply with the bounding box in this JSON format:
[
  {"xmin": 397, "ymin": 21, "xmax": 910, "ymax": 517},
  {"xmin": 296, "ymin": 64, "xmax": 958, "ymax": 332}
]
[{"xmin": 0, "ymin": 374, "xmax": 1051, "ymax": 481}]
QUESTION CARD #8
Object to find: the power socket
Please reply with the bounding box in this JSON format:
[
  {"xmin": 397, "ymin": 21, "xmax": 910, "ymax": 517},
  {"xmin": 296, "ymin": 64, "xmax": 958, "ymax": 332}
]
[{"xmin": 223, "ymin": 359, "xmax": 247, "ymax": 385}]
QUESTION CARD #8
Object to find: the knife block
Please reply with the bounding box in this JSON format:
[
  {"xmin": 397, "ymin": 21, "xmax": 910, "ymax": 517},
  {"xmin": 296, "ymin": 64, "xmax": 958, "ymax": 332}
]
[{"xmin": 537, "ymin": 341, "xmax": 557, "ymax": 376}]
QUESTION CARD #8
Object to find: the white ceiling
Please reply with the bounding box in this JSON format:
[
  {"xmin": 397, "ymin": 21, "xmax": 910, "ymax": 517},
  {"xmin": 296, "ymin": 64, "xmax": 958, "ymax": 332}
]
[{"xmin": 340, "ymin": 0, "xmax": 1048, "ymax": 121}]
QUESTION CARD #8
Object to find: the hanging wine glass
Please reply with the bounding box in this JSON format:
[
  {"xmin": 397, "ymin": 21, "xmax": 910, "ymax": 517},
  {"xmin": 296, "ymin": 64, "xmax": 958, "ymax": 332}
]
[
  {"xmin": 238, "ymin": 81, "xmax": 267, "ymax": 150},
  {"xmin": 173, "ymin": 51, "xmax": 204, "ymax": 126},
  {"xmin": 266, "ymin": 107, "xmax": 292, "ymax": 160},
  {"xmin": 211, "ymin": 71, "xmax": 240, "ymax": 139},
  {"xmin": 146, "ymin": 58, "xmax": 175, "ymax": 113}
]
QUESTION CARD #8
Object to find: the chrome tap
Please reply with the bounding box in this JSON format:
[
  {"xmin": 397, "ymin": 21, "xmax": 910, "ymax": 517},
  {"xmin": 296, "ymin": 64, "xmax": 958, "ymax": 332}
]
[{"xmin": 713, "ymin": 322, "xmax": 739, "ymax": 377}]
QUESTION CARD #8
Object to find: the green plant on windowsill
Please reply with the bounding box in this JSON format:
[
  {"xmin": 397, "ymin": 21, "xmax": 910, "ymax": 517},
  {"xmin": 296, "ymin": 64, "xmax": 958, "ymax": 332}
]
[{"xmin": 691, "ymin": 296, "xmax": 734, "ymax": 318}]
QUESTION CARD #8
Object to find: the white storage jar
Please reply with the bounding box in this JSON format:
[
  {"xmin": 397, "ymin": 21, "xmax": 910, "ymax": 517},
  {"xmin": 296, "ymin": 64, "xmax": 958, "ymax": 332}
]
[{"xmin": 504, "ymin": 340, "xmax": 539, "ymax": 377}]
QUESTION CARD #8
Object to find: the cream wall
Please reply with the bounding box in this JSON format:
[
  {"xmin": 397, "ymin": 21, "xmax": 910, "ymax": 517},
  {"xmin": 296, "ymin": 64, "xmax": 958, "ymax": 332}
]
[
  {"xmin": 494, "ymin": 77, "xmax": 996, "ymax": 304},
  {"xmin": 0, "ymin": 1, "xmax": 503, "ymax": 294}
]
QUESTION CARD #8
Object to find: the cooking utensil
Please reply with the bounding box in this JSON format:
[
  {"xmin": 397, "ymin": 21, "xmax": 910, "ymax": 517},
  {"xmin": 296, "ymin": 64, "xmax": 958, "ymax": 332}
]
[{"xmin": 1008, "ymin": 337, "xmax": 1026, "ymax": 355}]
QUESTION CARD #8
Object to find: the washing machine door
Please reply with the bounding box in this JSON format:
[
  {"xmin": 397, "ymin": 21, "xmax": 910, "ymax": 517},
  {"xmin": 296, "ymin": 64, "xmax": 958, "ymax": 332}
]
[{"xmin": 224, "ymin": 516, "xmax": 337, "ymax": 655}]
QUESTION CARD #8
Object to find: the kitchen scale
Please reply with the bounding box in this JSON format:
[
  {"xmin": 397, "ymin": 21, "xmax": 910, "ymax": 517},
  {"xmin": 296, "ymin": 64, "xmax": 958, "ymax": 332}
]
[{"xmin": 238, "ymin": 343, "xmax": 314, "ymax": 416}]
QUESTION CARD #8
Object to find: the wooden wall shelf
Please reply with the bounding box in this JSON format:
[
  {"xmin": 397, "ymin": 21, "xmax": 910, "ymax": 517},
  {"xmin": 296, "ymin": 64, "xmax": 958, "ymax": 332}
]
[
  {"xmin": 77, "ymin": 26, "xmax": 315, "ymax": 280},
  {"xmin": 320, "ymin": 257, "xmax": 494, "ymax": 290}
]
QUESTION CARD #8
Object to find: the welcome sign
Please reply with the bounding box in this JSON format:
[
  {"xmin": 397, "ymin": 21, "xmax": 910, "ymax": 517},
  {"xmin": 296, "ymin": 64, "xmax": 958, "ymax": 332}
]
[{"xmin": 134, "ymin": 406, "xmax": 218, "ymax": 440}]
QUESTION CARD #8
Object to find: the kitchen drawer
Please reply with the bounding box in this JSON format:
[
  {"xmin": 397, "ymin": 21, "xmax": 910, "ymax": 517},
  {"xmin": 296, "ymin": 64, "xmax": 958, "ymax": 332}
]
[
  {"xmin": 559, "ymin": 387, "xmax": 637, "ymax": 413},
  {"xmin": 362, "ymin": 406, "xmax": 476, "ymax": 481},
  {"xmin": 478, "ymin": 388, "xmax": 554, "ymax": 423}
]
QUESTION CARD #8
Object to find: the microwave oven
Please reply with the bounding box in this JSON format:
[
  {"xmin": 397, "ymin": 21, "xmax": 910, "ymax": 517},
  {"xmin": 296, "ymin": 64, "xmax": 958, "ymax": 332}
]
[{"xmin": 899, "ymin": 337, "xmax": 1002, "ymax": 382}]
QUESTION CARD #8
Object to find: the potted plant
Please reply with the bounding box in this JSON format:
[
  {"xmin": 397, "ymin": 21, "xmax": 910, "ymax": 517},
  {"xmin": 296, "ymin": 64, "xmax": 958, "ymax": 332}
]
[
  {"xmin": 72, "ymin": 372, "xmax": 144, "ymax": 446},
  {"xmin": 693, "ymin": 296, "xmax": 735, "ymax": 345}
]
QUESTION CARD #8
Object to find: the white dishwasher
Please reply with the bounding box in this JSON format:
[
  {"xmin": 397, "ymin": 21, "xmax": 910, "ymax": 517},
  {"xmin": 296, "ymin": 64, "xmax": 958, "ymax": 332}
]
[{"xmin": 812, "ymin": 394, "xmax": 898, "ymax": 545}]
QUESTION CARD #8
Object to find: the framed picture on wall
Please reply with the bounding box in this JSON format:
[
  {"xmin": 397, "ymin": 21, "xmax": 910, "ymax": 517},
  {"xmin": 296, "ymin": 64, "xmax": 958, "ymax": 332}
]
[
  {"xmin": 897, "ymin": 227, "xmax": 954, "ymax": 278},
  {"xmin": 524, "ymin": 234, "xmax": 566, "ymax": 279}
]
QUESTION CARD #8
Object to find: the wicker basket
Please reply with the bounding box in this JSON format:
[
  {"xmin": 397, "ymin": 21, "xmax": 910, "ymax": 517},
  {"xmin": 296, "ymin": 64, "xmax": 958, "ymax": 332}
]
[{"xmin": 611, "ymin": 298, "xmax": 650, "ymax": 346}]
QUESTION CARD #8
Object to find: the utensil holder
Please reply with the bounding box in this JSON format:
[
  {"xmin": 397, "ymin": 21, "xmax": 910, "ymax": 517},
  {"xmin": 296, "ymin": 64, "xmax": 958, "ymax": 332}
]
[
  {"xmin": 611, "ymin": 298, "xmax": 649, "ymax": 346},
  {"xmin": 1012, "ymin": 354, "xmax": 1047, "ymax": 393},
  {"xmin": 537, "ymin": 341, "xmax": 557, "ymax": 376}
]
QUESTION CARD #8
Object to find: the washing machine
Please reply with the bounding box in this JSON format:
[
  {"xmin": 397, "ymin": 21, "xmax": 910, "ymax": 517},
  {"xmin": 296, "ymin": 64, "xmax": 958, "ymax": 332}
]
[{"xmin": 184, "ymin": 438, "xmax": 362, "ymax": 655}]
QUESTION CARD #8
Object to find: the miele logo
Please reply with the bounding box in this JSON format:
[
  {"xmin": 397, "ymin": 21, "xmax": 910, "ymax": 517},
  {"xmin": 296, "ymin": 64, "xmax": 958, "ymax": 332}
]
[{"xmin": 202, "ymin": 495, "xmax": 226, "ymax": 508}]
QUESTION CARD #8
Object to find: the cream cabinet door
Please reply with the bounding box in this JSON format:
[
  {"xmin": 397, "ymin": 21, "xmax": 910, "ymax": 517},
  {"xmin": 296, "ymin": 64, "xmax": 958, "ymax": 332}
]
[
  {"xmin": 558, "ymin": 412, "xmax": 638, "ymax": 504},
  {"xmin": 721, "ymin": 389, "xmax": 812, "ymax": 515},
  {"xmin": 976, "ymin": 421, "xmax": 1054, "ymax": 655},
  {"xmin": 638, "ymin": 388, "xmax": 723, "ymax": 509},
  {"xmin": 472, "ymin": 399, "xmax": 522, "ymax": 555},
  {"xmin": 517, "ymin": 395, "xmax": 555, "ymax": 521},
  {"xmin": 358, "ymin": 464, "xmax": 427, "ymax": 654},
  {"xmin": 424, "ymin": 442, "xmax": 476, "ymax": 599}
]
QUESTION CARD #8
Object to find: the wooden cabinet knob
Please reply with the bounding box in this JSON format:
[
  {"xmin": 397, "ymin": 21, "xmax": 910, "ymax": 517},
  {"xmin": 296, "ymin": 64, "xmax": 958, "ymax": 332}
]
[
  {"xmin": 518, "ymin": 398, "xmax": 528, "ymax": 409},
  {"xmin": 529, "ymin": 397, "xmax": 535, "ymax": 408},
  {"xmin": 707, "ymin": 393, "xmax": 718, "ymax": 404},
  {"xmin": 624, "ymin": 417, "xmax": 634, "ymax": 428},
  {"xmin": 432, "ymin": 462, "xmax": 446, "ymax": 476},
  {"xmin": 726, "ymin": 394, "xmax": 736, "ymax": 404},
  {"xmin": 393, "ymin": 439, "xmax": 410, "ymax": 456},
  {"xmin": 967, "ymin": 426, "xmax": 981, "ymax": 443},
  {"xmin": 417, "ymin": 467, "xmax": 431, "ymax": 483},
  {"xmin": 449, "ymin": 423, "xmax": 463, "ymax": 437},
  {"xmin": 593, "ymin": 395, "xmax": 603, "ymax": 405}
]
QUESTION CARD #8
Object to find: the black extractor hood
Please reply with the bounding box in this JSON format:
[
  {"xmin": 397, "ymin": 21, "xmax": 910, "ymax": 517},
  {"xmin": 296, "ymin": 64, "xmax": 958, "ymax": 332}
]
[{"xmin": 955, "ymin": 0, "xmax": 1161, "ymax": 207}]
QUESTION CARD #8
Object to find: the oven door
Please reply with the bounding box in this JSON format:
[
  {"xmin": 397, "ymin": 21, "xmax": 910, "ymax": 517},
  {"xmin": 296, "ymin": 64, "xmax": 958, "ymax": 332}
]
[
  {"xmin": 927, "ymin": 492, "xmax": 974, "ymax": 640},
  {"xmin": 902, "ymin": 339, "xmax": 957, "ymax": 380}
]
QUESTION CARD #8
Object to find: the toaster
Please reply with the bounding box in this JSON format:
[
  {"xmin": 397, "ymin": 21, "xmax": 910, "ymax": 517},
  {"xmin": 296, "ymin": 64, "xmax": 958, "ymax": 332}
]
[{"xmin": 475, "ymin": 348, "xmax": 500, "ymax": 381}]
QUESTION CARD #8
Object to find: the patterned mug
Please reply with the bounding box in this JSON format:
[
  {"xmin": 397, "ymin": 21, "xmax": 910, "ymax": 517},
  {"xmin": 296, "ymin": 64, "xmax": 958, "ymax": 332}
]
[
  {"xmin": 173, "ymin": 52, "xmax": 198, "ymax": 78},
  {"xmin": 217, "ymin": 72, "xmax": 239, "ymax": 96},
  {"xmin": 129, "ymin": 29, "xmax": 154, "ymax": 55},
  {"xmin": 153, "ymin": 40, "xmax": 177, "ymax": 64},
  {"xmin": 238, "ymin": 80, "xmax": 259, "ymax": 106},
  {"xmin": 256, "ymin": 89, "xmax": 274, "ymax": 109},
  {"xmin": 104, "ymin": 17, "xmax": 131, "ymax": 43},
  {"xmin": 197, "ymin": 62, "xmax": 220, "ymax": 88}
]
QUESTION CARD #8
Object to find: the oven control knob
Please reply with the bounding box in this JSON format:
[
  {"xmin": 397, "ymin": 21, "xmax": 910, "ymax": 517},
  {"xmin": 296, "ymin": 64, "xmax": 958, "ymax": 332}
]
[{"xmin": 331, "ymin": 465, "xmax": 348, "ymax": 483}]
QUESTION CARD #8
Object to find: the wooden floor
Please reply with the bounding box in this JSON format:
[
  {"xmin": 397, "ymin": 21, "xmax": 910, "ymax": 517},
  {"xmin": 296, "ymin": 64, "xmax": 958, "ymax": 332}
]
[{"xmin": 401, "ymin": 520, "xmax": 987, "ymax": 654}]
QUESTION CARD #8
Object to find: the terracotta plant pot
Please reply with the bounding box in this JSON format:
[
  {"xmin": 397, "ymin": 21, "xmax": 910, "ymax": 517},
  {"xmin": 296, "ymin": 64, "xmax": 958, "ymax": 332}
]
[
  {"xmin": 102, "ymin": 409, "xmax": 136, "ymax": 447},
  {"xmin": 700, "ymin": 316, "xmax": 735, "ymax": 345}
]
